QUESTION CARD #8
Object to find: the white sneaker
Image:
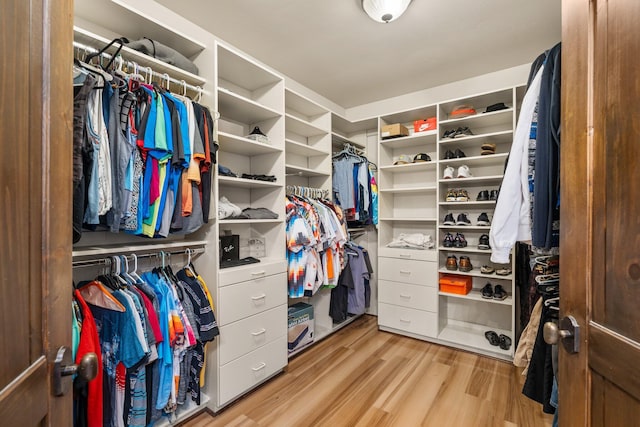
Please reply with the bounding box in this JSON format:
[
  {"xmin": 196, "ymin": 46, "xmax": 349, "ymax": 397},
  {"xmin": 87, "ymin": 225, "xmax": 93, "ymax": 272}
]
[
  {"xmin": 443, "ymin": 166, "xmax": 455, "ymax": 179},
  {"xmin": 457, "ymin": 165, "xmax": 472, "ymax": 178}
]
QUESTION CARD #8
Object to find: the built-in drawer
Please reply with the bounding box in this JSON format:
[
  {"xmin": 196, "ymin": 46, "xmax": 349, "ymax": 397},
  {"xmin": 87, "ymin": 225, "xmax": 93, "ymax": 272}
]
[
  {"xmin": 378, "ymin": 257, "xmax": 437, "ymax": 287},
  {"xmin": 219, "ymin": 259, "xmax": 287, "ymax": 287},
  {"xmin": 378, "ymin": 303, "xmax": 438, "ymax": 338},
  {"xmin": 378, "ymin": 280, "xmax": 438, "ymax": 312},
  {"xmin": 378, "ymin": 247, "xmax": 437, "ymax": 262},
  {"xmin": 218, "ymin": 305, "xmax": 287, "ymax": 365},
  {"xmin": 218, "ymin": 335, "xmax": 287, "ymax": 406},
  {"xmin": 218, "ymin": 273, "xmax": 286, "ymax": 325}
]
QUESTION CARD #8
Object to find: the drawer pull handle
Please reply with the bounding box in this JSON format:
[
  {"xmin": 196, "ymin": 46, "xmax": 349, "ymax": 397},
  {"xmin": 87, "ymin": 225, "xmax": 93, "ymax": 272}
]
[
  {"xmin": 399, "ymin": 254, "xmax": 412, "ymax": 258},
  {"xmin": 252, "ymin": 362, "xmax": 267, "ymax": 371},
  {"xmin": 400, "ymin": 318, "xmax": 411, "ymax": 323},
  {"xmin": 251, "ymin": 271, "xmax": 266, "ymax": 276},
  {"xmin": 400, "ymin": 293, "xmax": 412, "ymax": 299},
  {"xmin": 399, "ymin": 270, "xmax": 411, "ymax": 274},
  {"xmin": 251, "ymin": 328, "xmax": 267, "ymax": 336},
  {"xmin": 251, "ymin": 294, "xmax": 267, "ymax": 301}
]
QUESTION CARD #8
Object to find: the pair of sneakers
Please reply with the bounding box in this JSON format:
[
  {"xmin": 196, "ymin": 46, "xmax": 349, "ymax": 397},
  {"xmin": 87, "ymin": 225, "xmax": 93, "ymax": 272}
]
[
  {"xmin": 442, "ymin": 212, "xmax": 491, "ymax": 226},
  {"xmin": 443, "ymin": 165, "xmax": 472, "ymax": 179},
  {"xmin": 481, "ymin": 283, "xmax": 507, "ymax": 300},
  {"xmin": 445, "ymin": 189, "xmax": 469, "ymax": 202},
  {"xmin": 443, "ymin": 148, "xmax": 466, "ymax": 159},
  {"xmin": 443, "ymin": 232, "xmax": 467, "ymax": 248},
  {"xmin": 442, "ymin": 127, "xmax": 474, "ymax": 139}
]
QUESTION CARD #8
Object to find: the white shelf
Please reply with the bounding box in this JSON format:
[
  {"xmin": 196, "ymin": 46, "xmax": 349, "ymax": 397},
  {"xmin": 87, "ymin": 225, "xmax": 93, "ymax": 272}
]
[
  {"xmin": 439, "ymin": 289, "xmax": 512, "ymax": 306},
  {"xmin": 285, "ymin": 113, "xmax": 327, "ymax": 138},
  {"xmin": 437, "ymin": 320, "xmax": 512, "ymax": 357},
  {"xmin": 379, "ymin": 217, "xmax": 438, "ymax": 222},
  {"xmin": 439, "ymin": 201, "xmax": 497, "ymax": 207},
  {"xmin": 438, "ymin": 153, "xmax": 509, "ymax": 166},
  {"xmin": 439, "ymin": 108, "xmax": 514, "ymax": 127},
  {"xmin": 380, "ymin": 130, "xmax": 438, "ymax": 148},
  {"xmin": 73, "ymin": 26, "xmax": 205, "ymax": 87},
  {"xmin": 438, "ymin": 225, "xmax": 491, "ymax": 230},
  {"xmin": 217, "ymin": 132, "xmax": 283, "ymax": 156},
  {"xmin": 439, "ymin": 175, "xmax": 504, "ymax": 184},
  {"xmin": 439, "ymin": 247, "xmax": 492, "ymax": 254},
  {"xmin": 378, "ymin": 186, "xmax": 437, "ymax": 194},
  {"xmin": 331, "ymin": 132, "xmax": 365, "ymax": 150},
  {"xmin": 219, "ymin": 218, "xmax": 282, "ymax": 224},
  {"xmin": 314, "ymin": 314, "xmax": 364, "ymax": 342},
  {"xmin": 379, "ymin": 162, "xmax": 436, "ymax": 173},
  {"xmin": 285, "ymin": 89, "xmax": 327, "ymax": 118},
  {"xmin": 218, "ymin": 87, "xmax": 281, "ymax": 123},
  {"xmin": 285, "ymin": 139, "xmax": 328, "ymax": 157},
  {"xmin": 218, "ymin": 176, "xmax": 281, "ymax": 189},
  {"xmin": 218, "ymin": 43, "xmax": 282, "ymax": 91},
  {"xmin": 72, "ymin": 239, "xmax": 208, "ymax": 258},
  {"xmin": 217, "ymin": 257, "xmax": 286, "ymax": 273},
  {"xmin": 438, "ymin": 130, "xmax": 513, "ymax": 146},
  {"xmin": 285, "ymin": 164, "xmax": 330, "ymax": 177},
  {"xmin": 438, "ymin": 267, "xmax": 513, "ymax": 281}
]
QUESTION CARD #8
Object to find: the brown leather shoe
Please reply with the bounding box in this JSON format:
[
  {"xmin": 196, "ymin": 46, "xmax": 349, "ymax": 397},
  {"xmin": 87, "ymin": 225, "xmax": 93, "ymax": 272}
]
[
  {"xmin": 446, "ymin": 255, "xmax": 458, "ymax": 271},
  {"xmin": 459, "ymin": 256, "xmax": 473, "ymax": 272}
]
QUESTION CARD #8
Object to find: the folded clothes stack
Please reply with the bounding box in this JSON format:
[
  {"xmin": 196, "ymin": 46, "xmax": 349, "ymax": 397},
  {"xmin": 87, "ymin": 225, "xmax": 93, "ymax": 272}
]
[{"xmin": 386, "ymin": 233, "xmax": 434, "ymax": 250}]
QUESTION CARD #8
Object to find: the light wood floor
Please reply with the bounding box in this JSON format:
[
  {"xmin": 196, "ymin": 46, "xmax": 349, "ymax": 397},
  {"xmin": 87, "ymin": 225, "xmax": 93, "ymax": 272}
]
[{"xmin": 182, "ymin": 315, "xmax": 553, "ymax": 427}]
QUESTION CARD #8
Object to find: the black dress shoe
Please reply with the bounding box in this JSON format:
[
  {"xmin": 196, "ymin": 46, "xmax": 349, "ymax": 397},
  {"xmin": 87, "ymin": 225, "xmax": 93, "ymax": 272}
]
[{"xmin": 477, "ymin": 190, "xmax": 489, "ymax": 201}]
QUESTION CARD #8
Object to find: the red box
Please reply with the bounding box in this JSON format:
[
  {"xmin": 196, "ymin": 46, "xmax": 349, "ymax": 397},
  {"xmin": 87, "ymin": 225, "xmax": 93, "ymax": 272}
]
[
  {"xmin": 413, "ymin": 117, "xmax": 437, "ymax": 133},
  {"xmin": 439, "ymin": 274, "xmax": 472, "ymax": 295}
]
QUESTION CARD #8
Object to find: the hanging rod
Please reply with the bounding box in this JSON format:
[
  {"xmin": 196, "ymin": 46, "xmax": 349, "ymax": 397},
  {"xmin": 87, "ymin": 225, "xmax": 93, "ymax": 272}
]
[
  {"xmin": 72, "ymin": 246, "xmax": 206, "ymax": 269},
  {"xmin": 286, "ymin": 185, "xmax": 329, "ymax": 199},
  {"xmin": 73, "ymin": 40, "xmax": 209, "ymax": 97}
]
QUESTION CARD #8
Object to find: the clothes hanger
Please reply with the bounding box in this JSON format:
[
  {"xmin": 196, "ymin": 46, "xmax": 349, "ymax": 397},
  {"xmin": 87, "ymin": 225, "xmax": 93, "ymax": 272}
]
[
  {"xmin": 76, "ymin": 280, "xmax": 126, "ymax": 312},
  {"xmin": 129, "ymin": 253, "xmax": 144, "ymax": 283},
  {"xmin": 85, "ymin": 37, "xmax": 127, "ymax": 71},
  {"xmin": 184, "ymin": 248, "xmax": 196, "ymax": 277}
]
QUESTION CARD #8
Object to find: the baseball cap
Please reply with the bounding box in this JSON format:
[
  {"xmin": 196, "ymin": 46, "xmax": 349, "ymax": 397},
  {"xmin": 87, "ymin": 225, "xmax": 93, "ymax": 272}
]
[
  {"xmin": 484, "ymin": 102, "xmax": 509, "ymax": 113},
  {"xmin": 450, "ymin": 105, "xmax": 477, "ymax": 119},
  {"xmin": 393, "ymin": 154, "xmax": 413, "ymax": 165},
  {"xmin": 413, "ymin": 153, "xmax": 431, "ymax": 163}
]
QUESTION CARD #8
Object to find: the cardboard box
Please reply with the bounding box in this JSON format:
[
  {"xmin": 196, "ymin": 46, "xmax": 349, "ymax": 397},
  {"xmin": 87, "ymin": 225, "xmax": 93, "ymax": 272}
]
[
  {"xmin": 288, "ymin": 302, "xmax": 314, "ymax": 353},
  {"xmin": 439, "ymin": 274, "xmax": 473, "ymax": 295},
  {"xmin": 413, "ymin": 117, "xmax": 437, "ymax": 133},
  {"xmin": 219, "ymin": 234, "xmax": 239, "ymax": 261},
  {"xmin": 381, "ymin": 123, "xmax": 409, "ymax": 139}
]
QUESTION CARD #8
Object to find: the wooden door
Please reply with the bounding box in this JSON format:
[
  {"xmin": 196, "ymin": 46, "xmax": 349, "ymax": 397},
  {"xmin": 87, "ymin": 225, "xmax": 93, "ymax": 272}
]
[
  {"xmin": 561, "ymin": 0, "xmax": 640, "ymax": 425},
  {"xmin": 0, "ymin": 0, "xmax": 74, "ymax": 425}
]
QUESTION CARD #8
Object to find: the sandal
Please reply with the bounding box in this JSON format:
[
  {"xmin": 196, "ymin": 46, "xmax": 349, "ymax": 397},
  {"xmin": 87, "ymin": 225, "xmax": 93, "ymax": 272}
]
[
  {"xmin": 484, "ymin": 330, "xmax": 500, "ymax": 346},
  {"xmin": 499, "ymin": 334, "xmax": 512, "ymax": 350}
]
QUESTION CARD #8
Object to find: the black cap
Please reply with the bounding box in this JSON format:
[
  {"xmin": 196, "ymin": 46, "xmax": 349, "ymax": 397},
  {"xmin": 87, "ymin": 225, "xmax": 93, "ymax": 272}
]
[
  {"xmin": 484, "ymin": 102, "xmax": 509, "ymax": 113},
  {"xmin": 413, "ymin": 153, "xmax": 431, "ymax": 163}
]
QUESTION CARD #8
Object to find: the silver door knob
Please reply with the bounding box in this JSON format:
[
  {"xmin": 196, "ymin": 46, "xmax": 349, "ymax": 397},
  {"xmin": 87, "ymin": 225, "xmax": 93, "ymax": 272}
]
[
  {"xmin": 543, "ymin": 322, "xmax": 572, "ymax": 344},
  {"xmin": 53, "ymin": 346, "xmax": 98, "ymax": 396},
  {"xmin": 543, "ymin": 316, "xmax": 580, "ymax": 354}
]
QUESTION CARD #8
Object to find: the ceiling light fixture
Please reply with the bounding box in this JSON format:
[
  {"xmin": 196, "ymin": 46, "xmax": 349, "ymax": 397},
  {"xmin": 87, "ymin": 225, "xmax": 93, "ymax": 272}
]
[{"xmin": 362, "ymin": 0, "xmax": 413, "ymax": 24}]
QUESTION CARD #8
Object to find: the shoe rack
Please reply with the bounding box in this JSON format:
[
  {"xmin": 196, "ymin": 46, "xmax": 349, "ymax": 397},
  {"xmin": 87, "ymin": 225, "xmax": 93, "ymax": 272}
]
[{"xmin": 377, "ymin": 86, "xmax": 525, "ymax": 361}]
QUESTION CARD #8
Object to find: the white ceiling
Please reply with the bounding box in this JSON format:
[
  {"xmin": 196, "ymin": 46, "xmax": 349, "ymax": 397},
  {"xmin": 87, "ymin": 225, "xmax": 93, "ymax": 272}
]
[{"xmin": 157, "ymin": 0, "xmax": 561, "ymax": 108}]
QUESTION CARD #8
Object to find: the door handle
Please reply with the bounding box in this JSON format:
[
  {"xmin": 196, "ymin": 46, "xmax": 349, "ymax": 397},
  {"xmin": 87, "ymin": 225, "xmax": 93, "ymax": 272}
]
[
  {"xmin": 53, "ymin": 346, "xmax": 98, "ymax": 396},
  {"xmin": 544, "ymin": 315, "xmax": 580, "ymax": 354}
]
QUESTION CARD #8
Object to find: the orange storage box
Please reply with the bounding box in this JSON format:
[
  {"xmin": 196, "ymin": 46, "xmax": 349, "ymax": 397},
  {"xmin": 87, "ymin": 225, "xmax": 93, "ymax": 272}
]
[
  {"xmin": 413, "ymin": 117, "xmax": 437, "ymax": 133},
  {"xmin": 439, "ymin": 274, "xmax": 472, "ymax": 295}
]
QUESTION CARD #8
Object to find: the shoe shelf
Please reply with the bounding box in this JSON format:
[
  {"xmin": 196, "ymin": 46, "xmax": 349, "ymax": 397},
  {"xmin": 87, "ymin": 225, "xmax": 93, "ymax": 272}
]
[
  {"xmin": 378, "ymin": 186, "xmax": 437, "ymax": 194},
  {"xmin": 285, "ymin": 164, "xmax": 330, "ymax": 177},
  {"xmin": 439, "ymin": 289, "xmax": 512, "ymax": 306},
  {"xmin": 438, "ymin": 153, "xmax": 508, "ymax": 167},
  {"xmin": 437, "ymin": 267, "xmax": 513, "ymax": 281},
  {"xmin": 438, "ymin": 129, "xmax": 513, "ymax": 146},
  {"xmin": 439, "ymin": 108, "xmax": 514, "ymax": 126},
  {"xmin": 439, "ymin": 201, "xmax": 497, "ymax": 206},
  {"xmin": 440, "ymin": 175, "xmax": 505, "ymax": 184},
  {"xmin": 438, "ymin": 225, "xmax": 491, "ymax": 230},
  {"xmin": 218, "ymin": 132, "xmax": 283, "ymax": 156},
  {"xmin": 379, "ymin": 162, "xmax": 437, "ymax": 173},
  {"xmin": 285, "ymin": 139, "xmax": 327, "ymax": 157},
  {"xmin": 379, "ymin": 131, "xmax": 438, "ymax": 149},
  {"xmin": 379, "ymin": 217, "xmax": 438, "ymax": 222},
  {"xmin": 439, "ymin": 247, "xmax": 492, "ymax": 254},
  {"xmin": 218, "ymin": 176, "xmax": 282, "ymax": 189},
  {"xmin": 437, "ymin": 319, "xmax": 512, "ymax": 359},
  {"xmin": 218, "ymin": 88, "xmax": 282, "ymax": 124}
]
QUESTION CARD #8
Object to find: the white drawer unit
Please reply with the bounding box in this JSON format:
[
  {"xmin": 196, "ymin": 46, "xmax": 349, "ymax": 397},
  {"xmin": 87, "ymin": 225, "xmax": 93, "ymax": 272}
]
[
  {"xmin": 378, "ymin": 303, "xmax": 438, "ymax": 338},
  {"xmin": 218, "ymin": 305, "xmax": 287, "ymax": 365},
  {"xmin": 217, "ymin": 273, "xmax": 287, "ymax": 325},
  {"xmin": 218, "ymin": 335, "xmax": 288, "ymax": 405},
  {"xmin": 378, "ymin": 247, "xmax": 437, "ymax": 262},
  {"xmin": 378, "ymin": 257, "xmax": 437, "ymax": 287},
  {"xmin": 378, "ymin": 280, "xmax": 438, "ymax": 312},
  {"xmin": 218, "ymin": 260, "xmax": 287, "ymax": 287}
]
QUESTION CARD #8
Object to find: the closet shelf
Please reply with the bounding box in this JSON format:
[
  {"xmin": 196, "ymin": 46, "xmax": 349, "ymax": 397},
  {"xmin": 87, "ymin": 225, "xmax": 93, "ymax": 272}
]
[
  {"xmin": 218, "ymin": 132, "xmax": 283, "ymax": 156},
  {"xmin": 218, "ymin": 43, "xmax": 282, "ymax": 91},
  {"xmin": 438, "ymin": 247, "xmax": 493, "ymax": 254},
  {"xmin": 438, "ymin": 267, "xmax": 513, "ymax": 281},
  {"xmin": 438, "ymin": 153, "xmax": 509, "ymax": 167},
  {"xmin": 219, "ymin": 219, "xmax": 283, "ymax": 225},
  {"xmin": 218, "ymin": 87, "xmax": 281, "ymax": 123},
  {"xmin": 379, "ymin": 131, "xmax": 438, "ymax": 148},
  {"xmin": 73, "ymin": 26, "xmax": 205, "ymax": 87},
  {"xmin": 438, "ymin": 130, "xmax": 513, "ymax": 146},
  {"xmin": 331, "ymin": 132, "xmax": 365, "ymax": 150},
  {"xmin": 379, "ymin": 162, "xmax": 436, "ymax": 173},
  {"xmin": 439, "ymin": 201, "xmax": 497, "ymax": 207},
  {"xmin": 72, "ymin": 239, "xmax": 208, "ymax": 258},
  {"xmin": 313, "ymin": 314, "xmax": 365, "ymax": 343},
  {"xmin": 437, "ymin": 320, "xmax": 513, "ymax": 359},
  {"xmin": 218, "ymin": 176, "xmax": 282, "ymax": 189},
  {"xmin": 439, "ymin": 108, "xmax": 514, "ymax": 127},
  {"xmin": 439, "ymin": 290, "xmax": 513, "ymax": 306},
  {"xmin": 285, "ymin": 113, "xmax": 327, "ymax": 138},
  {"xmin": 378, "ymin": 186, "xmax": 437, "ymax": 194},
  {"xmin": 285, "ymin": 139, "xmax": 328, "ymax": 158},
  {"xmin": 438, "ymin": 225, "xmax": 491, "ymax": 231},
  {"xmin": 285, "ymin": 164, "xmax": 330, "ymax": 177},
  {"xmin": 439, "ymin": 175, "xmax": 505, "ymax": 184},
  {"xmin": 378, "ymin": 217, "xmax": 438, "ymax": 222}
]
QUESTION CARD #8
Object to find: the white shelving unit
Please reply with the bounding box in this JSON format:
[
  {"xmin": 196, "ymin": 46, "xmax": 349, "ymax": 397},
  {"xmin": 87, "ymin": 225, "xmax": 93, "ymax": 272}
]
[
  {"xmin": 214, "ymin": 42, "xmax": 288, "ymax": 409},
  {"xmin": 376, "ymin": 87, "xmax": 523, "ymax": 361}
]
